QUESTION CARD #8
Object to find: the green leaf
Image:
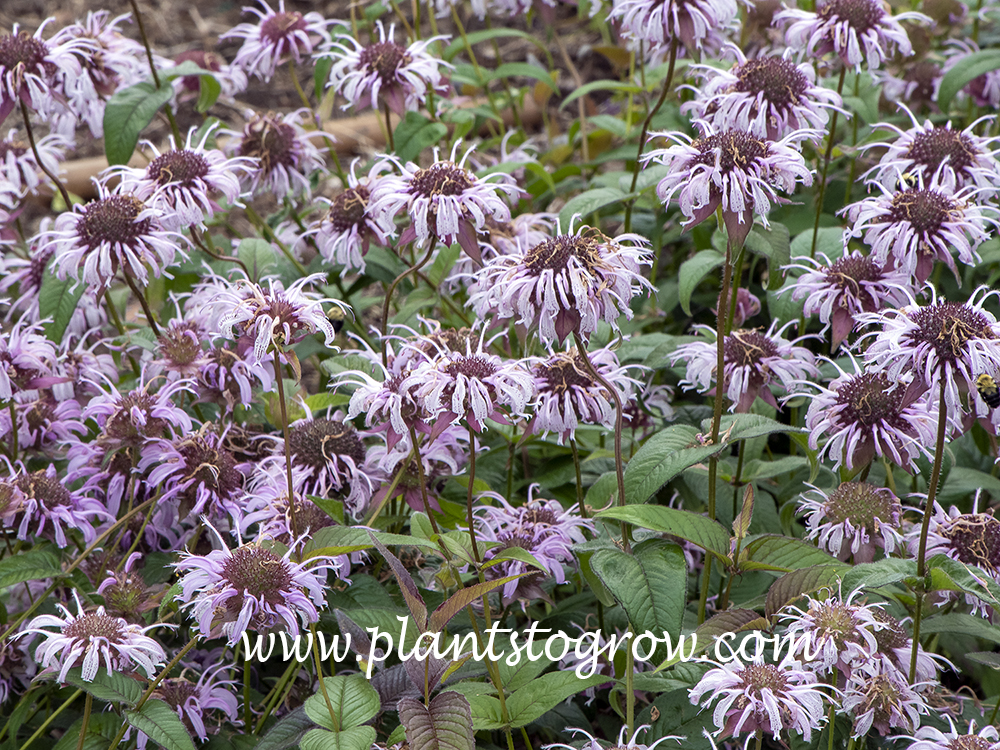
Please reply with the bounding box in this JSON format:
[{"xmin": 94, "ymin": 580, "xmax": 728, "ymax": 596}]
[
  {"xmin": 678, "ymin": 251, "xmax": 724, "ymax": 316},
  {"xmin": 443, "ymin": 28, "xmax": 549, "ymax": 62},
  {"xmin": 591, "ymin": 540, "xmax": 687, "ymax": 644},
  {"xmin": 302, "ymin": 526, "xmax": 437, "ymax": 558},
  {"xmin": 622, "ymin": 424, "xmax": 725, "ymax": 504},
  {"xmin": 53, "ymin": 714, "xmax": 120, "ymax": 750},
  {"xmin": 733, "ymin": 485, "xmax": 754, "ymax": 541},
  {"xmin": 300, "ymin": 727, "xmax": 378, "ymax": 750},
  {"xmin": 505, "ymin": 672, "xmax": 609, "ymax": 727},
  {"xmin": 466, "ymin": 693, "xmax": 505, "ymax": 731},
  {"xmin": 713, "ymin": 413, "xmax": 804, "ymax": 443},
  {"xmin": 920, "ymin": 613, "xmax": 1000, "ymax": 645},
  {"xmin": 104, "ymin": 81, "xmax": 175, "ymax": 165},
  {"xmin": 745, "ymin": 224, "xmax": 791, "ymax": 290},
  {"xmin": 558, "ymin": 187, "xmax": 627, "ymax": 229},
  {"xmin": 304, "ymin": 675, "xmax": 381, "ymax": 731},
  {"xmin": 124, "ymin": 700, "xmax": 197, "ymax": 750},
  {"xmin": 314, "ymin": 56, "xmax": 334, "ymax": 100},
  {"xmin": 399, "ymin": 691, "xmax": 475, "ymax": 750},
  {"xmin": 39, "ymin": 264, "xmax": 85, "ymax": 344},
  {"xmin": 195, "ymin": 74, "xmax": 222, "ymax": 114},
  {"xmin": 765, "ymin": 564, "xmax": 849, "ymax": 617},
  {"xmin": 841, "ymin": 558, "xmax": 918, "ymax": 592},
  {"xmin": 560, "ymin": 80, "xmax": 642, "ymax": 110},
  {"xmin": 428, "ymin": 574, "xmax": 526, "ymax": 632},
  {"xmin": 968, "ymin": 651, "xmax": 1000, "ymax": 669},
  {"xmin": 63, "ymin": 668, "xmax": 142, "ymax": 705},
  {"xmin": 491, "ymin": 63, "xmax": 558, "ymax": 94},
  {"xmin": 596, "ymin": 505, "xmax": 731, "ymax": 561},
  {"xmin": 741, "ymin": 536, "xmax": 841, "ymax": 573},
  {"xmin": 256, "ymin": 707, "xmax": 315, "ymax": 750},
  {"xmin": 938, "ymin": 49, "xmax": 1000, "ymax": 111},
  {"xmin": 393, "ymin": 112, "xmax": 448, "ymax": 164},
  {"xmin": 927, "ymin": 554, "xmax": 1000, "ymax": 609},
  {"xmin": 0, "ymin": 546, "xmax": 63, "ymax": 589},
  {"xmin": 237, "ymin": 238, "xmax": 277, "ymax": 282},
  {"xmin": 368, "ymin": 532, "xmax": 428, "ymax": 631}
]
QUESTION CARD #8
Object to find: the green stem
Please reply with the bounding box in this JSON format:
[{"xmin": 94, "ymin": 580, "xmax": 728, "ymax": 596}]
[
  {"xmin": 19, "ymin": 100, "xmax": 72, "ymax": 208},
  {"xmin": 381, "ymin": 238, "xmax": 437, "ymax": 366},
  {"xmin": 122, "ymin": 269, "xmax": 161, "ymax": 337},
  {"xmin": 383, "ymin": 100, "xmax": 396, "ymax": 152},
  {"xmin": 467, "ymin": 423, "xmax": 481, "ymax": 563},
  {"xmin": 911, "ymin": 376, "xmax": 948, "ymax": 682},
  {"xmin": 570, "ymin": 437, "xmax": 586, "ymax": 518},
  {"xmin": 810, "ymin": 67, "xmax": 847, "ymax": 259},
  {"xmin": 20, "ymin": 690, "xmax": 83, "ymax": 750},
  {"xmin": 127, "ymin": 0, "xmax": 182, "ymax": 143},
  {"xmin": 274, "ymin": 357, "xmax": 302, "ymax": 547},
  {"xmin": 76, "ymin": 694, "xmax": 93, "ymax": 750}
]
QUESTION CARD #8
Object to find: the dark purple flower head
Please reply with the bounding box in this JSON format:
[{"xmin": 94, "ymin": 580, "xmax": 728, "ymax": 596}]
[
  {"xmin": 198, "ymin": 345, "xmax": 268, "ymax": 412},
  {"xmin": 174, "ymin": 530, "xmax": 331, "ymax": 646},
  {"xmin": 83, "ymin": 372, "xmax": 195, "ymax": 450},
  {"xmin": 475, "ymin": 485, "xmax": 595, "ymax": 601},
  {"xmin": 154, "ymin": 319, "xmax": 210, "ymax": 380},
  {"xmin": 648, "ymin": 126, "xmax": 814, "ymax": 246},
  {"xmin": 689, "ymin": 656, "xmax": 828, "ymax": 742},
  {"xmin": 369, "ymin": 144, "xmax": 519, "ymax": 262},
  {"xmin": 845, "ymin": 175, "xmax": 995, "ymax": 284},
  {"xmin": 20, "ymin": 592, "xmax": 166, "ymax": 683},
  {"xmin": 530, "ymin": 345, "xmax": 640, "ymax": 444},
  {"xmin": 912, "ymin": 503, "xmax": 1000, "ymax": 582},
  {"xmin": 470, "ymin": 225, "xmax": 653, "ymax": 344},
  {"xmin": 798, "ymin": 482, "xmax": 903, "ymax": 562},
  {"xmin": 0, "ymin": 129, "xmax": 70, "ymax": 196},
  {"xmin": 778, "ymin": 0, "xmax": 927, "ymax": 73},
  {"xmin": 222, "ymin": 0, "xmax": 332, "ymax": 82},
  {"xmin": 672, "ymin": 320, "xmax": 819, "ymax": 413},
  {"xmin": 326, "ymin": 22, "xmax": 451, "ymax": 115},
  {"xmin": 226, "ymin": 109, "xmax": 327, "ymax": 198},
  {"xmin": 41, "ymin": 184, "xmax": 188, "ymax": 291},
  {"xmin": 786, "ymin": 250, "xmax": 914, "ymax": 350},
  {"xmin": 869, "ymin": 608, "xmax": 940, "ymax": 684},
  {"xmin": 866, "ymin": 111, "xmax": 1000, "ymax": 195},
  {"xmin": 858, "ymin": 287, "xmax": 1000, "ymax": 420},
  {"xmin": 804, "ymin": 360, "xmax": 937, "ymax": 471},
  {"xmin": 683, "ymin": 46, "xmax": 843, "ymax": 140}
]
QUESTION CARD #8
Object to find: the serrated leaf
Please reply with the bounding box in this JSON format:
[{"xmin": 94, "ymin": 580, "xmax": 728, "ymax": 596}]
[
  {"xmin": 596, "ymin": 505, "xmax": 731, "ymax": 561},
  {"xmin": 505, "ymin": 672, "xmax": 608, "ymax": 727},
  {"xmin": 841, "ymin": 558, "xmax": 918, "ymax": 592},
  {"xmin": 591, "ymin": 540, "xmax": 686, "ymax": 644},
  {"xmin": 256, "ymin": 706, "xmax": 315, "ymax": 750},
  {"xmin": 938, "ymin": 49, "xmax": 1000, "ymax": 111},
  {"xmin": 622, "ymin": 424, "xmax": 725, "ymax": 504},
  {"xmin": 765, "ymin": 564, "xmax": 849, "ymax": 618},
  {"xmin": 304, "ymin": 675, "xmax": 381, "ymax": 731},
  {"xmin": 558, "ymin": 188, "xmax": 627, "ymax": 229},
  {"xmin": 927, "ymin": 554, "xmax": 1000, "ymax": 609},
  {"xmin": 63, "ymin": 667, "xmax": 143, "ymax": 705},
  {"xmin": 39, "ymin": 265, "xmax": 85, "ymax": 344},
  {"xmin": 745, "ymin": 224, "xmax": 791, "ymax": 290},
  {"xmin": 302, "ymin": 526, "xmax": 437, "ymax": 558},
  {"xmin": 300, "ymin": 727, "xmax": 377, "ymax": 750},
  {"xmin": 920, "ymin": 613, "xmax": 1000, "ymax": 645},
  {"xmin": 237, "ymin": 238, "xmax": 277, "ymax": 282},
  {"xmin": 733, "ymin": 485, "xmax": 754, "ymax": 540},
  {"xmin": 125, "ymin": 699, "xmax": 197, "ymax": 750},
  {"xmin": 678, "ymin": 251, "xmax": 724, "ymax": 316},
  {"xmin": 368, "ymin": 532, "xmax": 427, "ymax": 632},
  {"xmin": 741, "ymin": 536, "xmax": 841, "ymax": 573},
  {"xmin": 104, "ymin": 81, "xmax": 175, "ymax": 165},
  {"xmin": 428, "ymin": 574, "xmax": 526, "ymax": 632},
  {"xmin": 399, "ymin": 691, "xmax": 475, "ymax": 750},
  {"xmin": 967, "ymin": 651, "xmax": 1000, "ymax": 668},
  {"xmin": 466, "ymin": 693, "xmax": 505, "ymax": 730},
  {"xmin": 0, "ymin": 546, "xmax": 62, "ymax": 589}
]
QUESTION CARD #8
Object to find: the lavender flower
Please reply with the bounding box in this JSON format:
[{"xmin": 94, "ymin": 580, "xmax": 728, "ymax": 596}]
[
  {"xmin": 878, "ymin": 61, "xmax": 941, "ymax": 112},
  {"xmin": 608, "ymin": 0, "xmax": 738, "ymax": 53},
  {"xmin": 0, "ymin": 314, "xmax": 57, "ymax": 401},
  {"xmin": 174, "ymin": 531, "xmax": 331, "ymax": 646},
  {"xmin": 689, "ymin": 656, "xmax": 828, "ymax": 743},
  {"xmin": 781, "ymin": 590, "xmax": 885, "ymax": 675},
  {"xmin": 404, "ymin": 345, "xmax": 535, "ymax": 434},
  {"xmin": 682, "ymin": 46, "xmax": 843, "ymax": 140},
  {"xmin": 785, "ymin": 250, "xmax": 914, "ymax": 350},
  {"xmin": 222, "ymin": 0, "xmax": 332, "ymax": 81},
  {"xmin": 225, "ymin": 109, "xmax": 327, "ymax": 199},
  {"xmin": 1, "ymin": 461, "xmax": 106, "ymax": 547},
  {"xmin": 798, "ymin": 482, "xmax": 903, "ymax": 562},
  {"xmin": 469, "ymin": 225, "xmax": 653, "ymax": 344},
  {"xmin": 198, "ymin": 344, "xmax": 268, "ymax": 411},
  {"xmin": 844, "ymin": 175, "xmax": 995, "ymax": 284},
  {"xmin": 530, "ymin": 345, "xmax": 641, "ymax": 443},
  {"xmin": 476, "ymin": 486, "xmax": 595, "ymax": 601},
  {"xmin": 907, "ymin": 721, "xmax": 1000, "ymax": 750},
  {"xmin": 40, "ymin": 184, "xmax": 188, "ymax": 290},
  {"xmin": 115, "ymin": 127, "xmax": 253, "ymax": 230},
  {"xmin": 20, "ymin": 593, "xmax": 165, "ymax": 683},
  {"xmin": 0, "ymin": 638, "xmax": 34, "ymax": 705},
  {"xmin": 647, "ymin": 126, "xmax": 814, "ymax": 245},
  {"xmin": 778, "ymin": 0, "xmax": 927, "ymax": 73},
  {"xmin": 545, "ymin": 724, "xmax": 680, "ymax": 750},
  {"xmin": 670, "ymin": 321, "xmax": 820, "ymax": 413},
  {"xmin": 0, "ymin": 21, "xmax": 89, "ymax": 127},
  {"xmin": 911, "ymin": 502, "xmax": 1000, "ymax": 605},
  {"xmin": 368, "ymin": 426, "xmax": 467, "ymax": 513},
  {"xmin": 803, "ymin": 361, "xmax": 937, "ymax": 471},
  {"xmin": 207, "ymin": 272, "xmax": 347, "ymax": 366},
  {"xmin": 326, "ymin": 22, "xmax": 451, "ymax": 115},
  {"xmin": 266, "ymin": 408, "xmax": 381, "ymax": 514},
  {"xmin": 152, "ymin": 318, "xmax": 210, "ymax": 380},
  {"xmin": 857, "ymin": 288, "xmax": 1000, "ymax": 421},
  {"xmin": 0, "ymin": 129, "xmax": 70, "ymax": 196},
  {"xmin": 81, "ymin": 372, "xmax": 195, "ymax": 450},
  {"xmin": 870, "ymin": 608, "xmax": 941, "ymax": 685},
  {"xmin": 142, "ymin": 664, "xmax": 241, "ymax": 747},
  {"xmin": 368, "ymin": 145, "xmax": 519, "ymax": 262},
  {"xmin": 865, "ymin": 112, "xmax": 1000, "ymax": 194},
  {"xmin": 309, "ymin": 162, "xmax": 387, "ymax": 272},
  {"xmin": 841, "ymin": 657, "xmax": 928, "ymax": 736}
]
